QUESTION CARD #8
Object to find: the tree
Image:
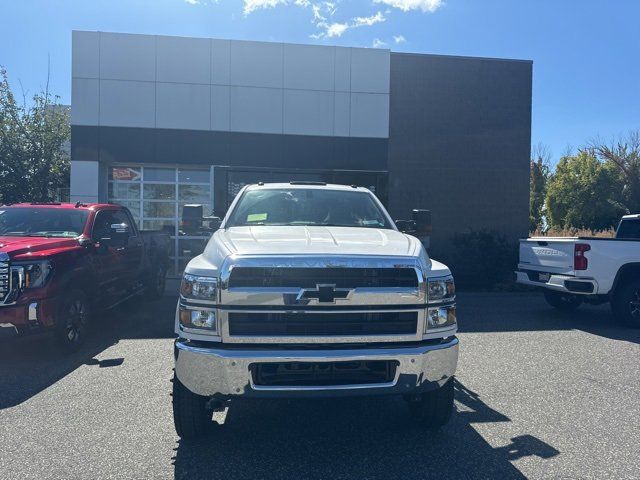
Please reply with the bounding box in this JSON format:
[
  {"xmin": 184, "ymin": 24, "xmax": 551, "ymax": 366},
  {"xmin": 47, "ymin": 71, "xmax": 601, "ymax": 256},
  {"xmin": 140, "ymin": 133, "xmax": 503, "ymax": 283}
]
[
  {"xmin": 545, "ymin": 151, "xmax": 625, "ymax": 230},
  {"xmin": 0, "ymin": 66, "xmax": 70, "ymax": 204},
  {"xmin": 592, "ymin": 130, "xmax": 640, "ymax": 214},
  {"xmin": 529, "ymin": 143, "xmax": 551, "ymax": 231}
]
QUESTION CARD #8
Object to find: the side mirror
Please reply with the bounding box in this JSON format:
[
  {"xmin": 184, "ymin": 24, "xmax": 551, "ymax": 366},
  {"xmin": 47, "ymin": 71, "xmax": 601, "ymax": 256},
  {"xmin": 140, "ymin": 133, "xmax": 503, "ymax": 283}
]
[
  {"xmin": 412, "ymin": 209, "xmax": 432, "ymax": 237},
  {"xmin": 205, "ymin": 216, "xmax": 222, "ymax": 231},
  {"xmin": 395, "ymin": 219, "xmax": 416, "ymax": 234},
  {"xmin": 102, "ymin": 223, "xmax": 130, "ymax": 248}
]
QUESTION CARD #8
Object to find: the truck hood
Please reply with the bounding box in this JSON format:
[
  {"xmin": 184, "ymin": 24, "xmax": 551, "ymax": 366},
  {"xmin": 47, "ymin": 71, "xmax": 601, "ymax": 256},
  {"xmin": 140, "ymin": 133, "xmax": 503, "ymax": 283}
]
[
  {"xmin": 0, "ymin": 236, "xmax": 81, "ymax": 260},
  {"xmin": 215, "ymin": 226, "xmax": 421, "ymax": 257}
]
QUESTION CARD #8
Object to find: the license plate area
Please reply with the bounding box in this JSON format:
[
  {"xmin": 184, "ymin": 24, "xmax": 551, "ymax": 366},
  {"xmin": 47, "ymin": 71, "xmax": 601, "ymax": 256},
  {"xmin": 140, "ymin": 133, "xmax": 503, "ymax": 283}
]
[
  {"xmin": 538, "ymin": 273, "xmax": 551, "ymax": 282},
  {"xmin": 250, "ymin": 360, "xmax": 398, "ymax": 387}
]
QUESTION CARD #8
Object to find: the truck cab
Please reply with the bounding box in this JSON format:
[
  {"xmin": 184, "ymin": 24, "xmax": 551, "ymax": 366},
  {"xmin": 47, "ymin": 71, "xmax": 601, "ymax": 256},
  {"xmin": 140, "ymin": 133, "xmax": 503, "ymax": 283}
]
[
  {"xmin": 172, "ymin": 183, "xmax": 458, "ymax": 438},
  {"xmin": 0, "ymin": 203, "xmax": 169, "ymax": 351}
]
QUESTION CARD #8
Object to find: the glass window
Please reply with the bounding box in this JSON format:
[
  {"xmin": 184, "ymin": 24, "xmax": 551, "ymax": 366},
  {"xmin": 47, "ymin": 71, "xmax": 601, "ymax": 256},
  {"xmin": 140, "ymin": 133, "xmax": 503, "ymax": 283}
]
[
  {"xmin": 144, "ymin": 184, "xmax": 176, "ymax": 200},
  {"xmin": 0, "ymin": 208, "xmax": 89, "ymax": 238},
  {"xmin": 110, "ymin": 201, "xmax": 141, "ymax": 221},
  {"xmin": 109, "ymin": 166, "xmax": 141, "ymax": 181},
  {"xmin": 144, "ymin": 168, "xmax": 175, "ymax": 182},
  {"xmin": 109, "ymin": 183, "xmax": 141, "ymax": 200},
  {"xmin": 226, "ymin": 188, "xmax": 391, "ymax": 229},
  {"xmin": 178, "ymin": 169, "xmax": 209, "ymax": 184},
  {"xmin": 178, "ymin": 185, "xmax": 210, "ymax": 203},
  {"xmin": 143, "ymin": 202, "xmax": 176, "ymax": 218},
  {"xmin": 142, "ymin": 219, "xmax": 176, "ymax": 233}
]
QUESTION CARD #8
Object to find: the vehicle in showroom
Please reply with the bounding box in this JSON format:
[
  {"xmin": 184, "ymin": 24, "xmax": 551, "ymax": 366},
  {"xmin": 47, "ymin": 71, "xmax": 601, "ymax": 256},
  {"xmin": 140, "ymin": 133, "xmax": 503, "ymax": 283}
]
[
  {"xmin": 0, "ymin": 203, "xmax": 169, "ymax": 351},
  {"xmin": 516, "ymin": 214, "xmax": 640, "ymax": 327},
  {"xmin": 173, "ymin": 182, "xmax": 458, "ymax": 438}
]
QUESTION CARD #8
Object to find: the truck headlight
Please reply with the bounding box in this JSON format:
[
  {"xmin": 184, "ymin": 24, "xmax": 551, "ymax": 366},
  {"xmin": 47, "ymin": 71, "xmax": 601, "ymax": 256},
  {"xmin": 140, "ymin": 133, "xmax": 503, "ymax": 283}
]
[
  {"xmin": 180, "ymin": 274, "xmax": 218, "ymax": 301},
  {"xmin": 427, "ymin": 276, "xmax": 455, "ymax": 303},
  {"xmin": 179, "ymin": 306, "xmax": 217, "ymax": 332},
  {"xmin": 426, "ymin": 305, "xmax": 456, "ymax": 331},
  {"xmin": 14, "ymin": 261, "xmax": 53, "ymax": 289}
]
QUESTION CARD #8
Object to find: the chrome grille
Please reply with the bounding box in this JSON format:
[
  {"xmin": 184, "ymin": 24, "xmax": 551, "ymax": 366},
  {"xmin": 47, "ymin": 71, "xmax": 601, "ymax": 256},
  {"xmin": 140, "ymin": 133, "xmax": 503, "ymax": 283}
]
[
  {"xmin": 0, "ymin": 259, "xmax": 10, "ymax": 304},
  {"xmin": 228, "ymin": 311, "xmax": 418, "ymax": 336},
  {"xmin": 228, "ymin": 267, "xmax": 418, "ymax": 288}
]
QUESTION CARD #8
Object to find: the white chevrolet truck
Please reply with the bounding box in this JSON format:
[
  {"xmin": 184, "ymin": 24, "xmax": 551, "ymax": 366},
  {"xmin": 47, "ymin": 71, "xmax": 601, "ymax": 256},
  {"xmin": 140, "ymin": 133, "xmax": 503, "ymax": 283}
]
[
  {"xmin": 516, "ymin": 215, "xmax": 640, "ymax": 327},
  {"xmin": 172, "ymin": 182, "xmax": 458, "ymax": 438}
]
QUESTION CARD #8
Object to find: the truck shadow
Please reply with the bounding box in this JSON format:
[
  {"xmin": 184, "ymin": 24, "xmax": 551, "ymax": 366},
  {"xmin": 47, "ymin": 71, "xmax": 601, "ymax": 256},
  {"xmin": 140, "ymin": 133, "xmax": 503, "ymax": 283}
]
[
  {"xmin": 172, "ymin": 379, "xmax": 558, "ymax": 480},
  {"xmin": 457, "ymin": 292, "xmax": 640, "ymax": 344},
  {"xmin": 0, "ymin": 295, "xmax": 177, "ymax": 409}
]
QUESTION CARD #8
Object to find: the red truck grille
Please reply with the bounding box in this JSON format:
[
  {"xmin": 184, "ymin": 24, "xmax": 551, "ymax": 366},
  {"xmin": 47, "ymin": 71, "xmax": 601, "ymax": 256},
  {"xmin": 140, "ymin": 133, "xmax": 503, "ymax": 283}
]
[{"xmin": 0, "ymin": 260, "xmax": 10, "ymax": 303}]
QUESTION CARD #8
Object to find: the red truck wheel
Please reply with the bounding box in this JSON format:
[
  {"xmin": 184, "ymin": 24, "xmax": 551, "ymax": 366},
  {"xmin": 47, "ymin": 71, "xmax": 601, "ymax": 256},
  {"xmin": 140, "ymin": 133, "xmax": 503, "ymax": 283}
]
[{"xmin": 54, "ymin": 290, "xmax": 90, "ymax": 352}]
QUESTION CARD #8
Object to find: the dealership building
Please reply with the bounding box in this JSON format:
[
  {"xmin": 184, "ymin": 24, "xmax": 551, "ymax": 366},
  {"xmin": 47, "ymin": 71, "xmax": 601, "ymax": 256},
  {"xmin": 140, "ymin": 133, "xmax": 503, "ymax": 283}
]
[{"xmin": 70, "ymin": 30, "xmax": 532, "ymax": 276}]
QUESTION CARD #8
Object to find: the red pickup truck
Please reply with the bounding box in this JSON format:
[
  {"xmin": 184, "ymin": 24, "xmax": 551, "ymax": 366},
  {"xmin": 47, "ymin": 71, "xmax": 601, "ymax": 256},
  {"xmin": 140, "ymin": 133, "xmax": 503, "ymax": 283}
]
[{"xmin": 0, "ymin": 203, "xmax": 170, "ymax": 351}]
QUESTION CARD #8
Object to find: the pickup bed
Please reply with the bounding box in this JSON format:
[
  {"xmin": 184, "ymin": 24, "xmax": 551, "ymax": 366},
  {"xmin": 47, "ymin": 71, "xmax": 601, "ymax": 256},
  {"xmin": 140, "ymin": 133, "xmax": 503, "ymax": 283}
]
[
  {"xmin": 0, "ymin": 203, "xmax": 170, "ymax": 350},
  {"xmin": 516, "ymin": 214, "xmax": 640, "ymax": 327}
]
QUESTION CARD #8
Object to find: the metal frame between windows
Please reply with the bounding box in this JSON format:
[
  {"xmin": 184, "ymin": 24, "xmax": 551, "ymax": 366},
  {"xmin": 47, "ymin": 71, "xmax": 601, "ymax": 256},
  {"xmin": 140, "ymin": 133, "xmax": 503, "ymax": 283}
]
[{"xmin": 107, "ymin": 164, "xmax": 214, "ymax": 277}]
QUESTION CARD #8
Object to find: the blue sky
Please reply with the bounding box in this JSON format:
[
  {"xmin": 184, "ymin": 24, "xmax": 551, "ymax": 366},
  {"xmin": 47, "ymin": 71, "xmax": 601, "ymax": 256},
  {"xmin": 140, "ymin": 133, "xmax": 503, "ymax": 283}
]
[{"xmin": 1, "ymin": 0, "xmax": 638, "ymax": 164}]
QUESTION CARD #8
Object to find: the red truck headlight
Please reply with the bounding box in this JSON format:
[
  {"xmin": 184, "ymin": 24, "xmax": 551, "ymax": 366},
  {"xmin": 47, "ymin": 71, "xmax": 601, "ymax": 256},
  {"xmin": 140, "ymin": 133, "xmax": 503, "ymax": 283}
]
[{"xmin": 13, "ymin": 261, "xmax": 53, "ymax": 289}]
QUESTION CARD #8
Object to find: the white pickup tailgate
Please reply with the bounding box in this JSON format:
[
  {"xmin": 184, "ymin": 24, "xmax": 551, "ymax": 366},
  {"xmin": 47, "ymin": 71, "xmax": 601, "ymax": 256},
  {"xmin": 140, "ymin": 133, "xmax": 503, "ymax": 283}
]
[{"xmin": 518, "ymin": 238, "xmax": 576, "ymax": 274}]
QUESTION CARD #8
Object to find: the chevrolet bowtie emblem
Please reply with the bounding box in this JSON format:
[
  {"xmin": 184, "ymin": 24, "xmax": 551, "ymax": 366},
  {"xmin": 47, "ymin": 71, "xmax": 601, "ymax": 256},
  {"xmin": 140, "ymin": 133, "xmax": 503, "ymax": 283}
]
[{"xmin": 297, "ymin": 284, "xmax": 352, "ymax": 303}]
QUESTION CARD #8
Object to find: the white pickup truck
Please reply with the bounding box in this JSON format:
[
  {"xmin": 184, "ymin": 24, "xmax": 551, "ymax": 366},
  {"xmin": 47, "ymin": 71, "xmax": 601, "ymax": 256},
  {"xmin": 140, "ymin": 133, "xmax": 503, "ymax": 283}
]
[
  {"xmin": 172, "ymin": 182, "xmax": 458, "ymax": 438},
  {"xmin": 516, "ymin": 215, "xmax": 640, "ymax": 327}
]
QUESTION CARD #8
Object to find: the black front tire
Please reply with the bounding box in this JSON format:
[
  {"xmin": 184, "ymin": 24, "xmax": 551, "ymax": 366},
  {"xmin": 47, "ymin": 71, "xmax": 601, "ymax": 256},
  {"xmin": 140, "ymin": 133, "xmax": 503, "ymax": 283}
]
[
  {"xmin": 407, "ymin": 377, "xmax": 455, "ymax": 429},
  {"xmin": 172, "ymin": 373, "xmax": 213, "ymax": 439},
  {"xmin": 611, "ymin": 280, "xmax": 640, "ymax": 328},
  {"xmin": 54, "ymin": 289, "xmax": 90, "ymax": 353},
  {"xmin": 543, "ymin": 290, "xmax": 582, "ymax": 311}
]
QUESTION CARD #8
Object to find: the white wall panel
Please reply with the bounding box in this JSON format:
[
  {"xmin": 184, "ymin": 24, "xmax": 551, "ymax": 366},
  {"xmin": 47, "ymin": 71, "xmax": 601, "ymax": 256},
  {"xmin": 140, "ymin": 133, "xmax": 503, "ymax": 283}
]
[
  {"xmin": 211, "ymin": 85, "xmax": 230, "ymax": 131},
  {"xmin": 157, "ymin": 35, "xmax": 211, "ymax": 84},
  {"xmin": 350, "ymin": 48, "xmax": 390, "ymax": 94},
  {"xmin": 72, "ymin": 31, "xmax": 99, "ymax": 79},
  {"xmin": 230, "ymin": 40, "xmax": 283, "ymax": 89},
  {"xmin": 211, "ymin": 39, "xmax": 231, "ymax": 85},
  {"xmin": 156, "ymin": 83, "xmax": 210, "ymax": 130},
  {"xmin": 334, "ymin": 47, "xmax": 351, "ymax": 92},
  {"xmin": 284, "ymin": 44, "xmax": 334, "ymax": 91},
  {"xmin": 333, "ymin": 92, "xmax": 350, "ymax": 137},
  {"xmin": 100, "ymin": 80, "xmax": 155, "ymax": 128},
  {"xmin": 71, "ymin": 78, "xmax": 99, "ymax": 126},
  {"xmin": 350, "ymin": 93, "xmax": 389, "ymax": 138},
  {"xmin": 283, "ymin": 89, "xmax": 333, "ymax": 136},
  {"xmin": 100, "ymin": 32, "xmax": 156, "ymax": 81},
  {"xmin": 230, "ymin": 86, "xmax": 283, "ymax": 134},
  {"xmin": 72, "ymin": 31, "xmax": 390, "ymax": 138}
]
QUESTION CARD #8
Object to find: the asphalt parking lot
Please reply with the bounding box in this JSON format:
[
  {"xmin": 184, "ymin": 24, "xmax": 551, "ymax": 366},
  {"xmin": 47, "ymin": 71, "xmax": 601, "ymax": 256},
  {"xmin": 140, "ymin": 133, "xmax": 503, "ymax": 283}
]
[{"xmin": 1, "ymin": 292, "xmax": 639, "ymax": 480}]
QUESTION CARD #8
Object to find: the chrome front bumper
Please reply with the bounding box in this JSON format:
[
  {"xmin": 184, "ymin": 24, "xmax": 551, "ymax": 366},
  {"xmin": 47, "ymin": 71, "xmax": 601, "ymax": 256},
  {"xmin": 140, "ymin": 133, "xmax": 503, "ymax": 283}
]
[{"xmin": 174, "ymin": 337, "xmax": 459, "ymax": 398}]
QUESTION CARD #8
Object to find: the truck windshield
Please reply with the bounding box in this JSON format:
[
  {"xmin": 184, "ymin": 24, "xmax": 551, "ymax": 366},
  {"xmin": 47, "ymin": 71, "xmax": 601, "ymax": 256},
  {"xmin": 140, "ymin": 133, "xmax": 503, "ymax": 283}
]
[
  {"xmin": 225, "ymin": 188, "xmax": 392, "ymax": 229},
  {"xmin": 0, "ymin": 208, "xmax": 89, "ymax": 238}
]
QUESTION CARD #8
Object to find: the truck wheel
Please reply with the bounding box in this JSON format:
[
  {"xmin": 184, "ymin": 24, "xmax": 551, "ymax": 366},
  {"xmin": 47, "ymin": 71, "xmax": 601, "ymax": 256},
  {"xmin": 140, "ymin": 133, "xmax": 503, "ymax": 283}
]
[
  {"xmin": 145, "ymin": 265, "xmax": 166, "ymax": 300},
  {"xmin": 172, "ymin": 373, "xmax": 213, "ymax": 439},
  {"xmin": 543, "ymin": 290, "xmax": 582, "ymax": 311},
  {"xmin": 407, "ymin": 377, "xmax": 454, "ymax": 429},
  {"xmin": 54, "ymin": 289, "xmax": 90, "ymax": 353},
  {"xmin": 612, "ymin": 280, "xmax": 640, "ymax": 328}
]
